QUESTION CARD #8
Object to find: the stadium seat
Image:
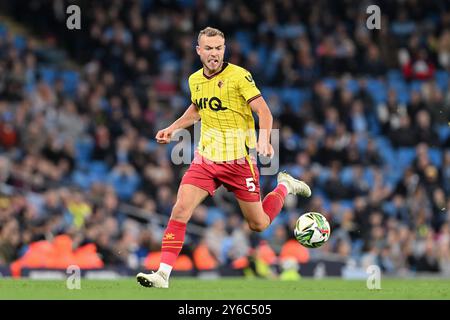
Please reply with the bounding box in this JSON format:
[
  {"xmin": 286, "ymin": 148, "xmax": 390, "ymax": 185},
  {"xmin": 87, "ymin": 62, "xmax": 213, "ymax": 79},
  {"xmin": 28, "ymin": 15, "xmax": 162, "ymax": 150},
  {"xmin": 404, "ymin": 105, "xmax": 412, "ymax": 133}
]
[
  {"xmin": 339, "ymin": 200, "xmax": 353, "ymax": 210},
  {"xmin": 40, "ymin": 67, "xmax": 57, "ymax": 85},
  {"xmin": 257, "ymin": 241, "xmax": 277, "ymax": 265},
  {"xmin": 143, "ymin": 251, "xmax": 162, "ymax": 271},
  {"xmin": 387, "ymin": 69, "xmax": 403, "ymax": 82},
  {"xmin": 193, "ymin": 244, "xmax": 218, "ymax": 270},
  {"xmin": 260, "ymin": 219, "xmax": 279, "ymax": 240},
  {"xmin": 368, "ymin": 113, "xmax": 381, "ymax": 135},
  {"xmin": 363, "ymin": 168, "xmax": 375, "ymax": 189},
  {"xmin": 158, "ymin": 50, "xmax": 177, "ymax": 65},
  {"xmin": 107, "ymin": 174, "xmax": 140, "ymax": 201},
  {"xmin": 47, "ymin": 235, "xmax": 75, "ymax": 269},
  {"xmin": 322, "ymin": 197, "xmax": 331, "ymax": 212},
  {"xmin": 279, "ymin": 239, "xmax": 310, "ymax": 264},
  {"xmin": 87, "ymin": 161, "xmax": 109, "ymax": 185},
  {"xmin": 71, "ymin": 170, "xmax": 92, "ymax": 189},
  {"xmin": 73, "ymin": 243, "xmax": 104, "ymax": 269},
  {"xmin": 221, "ymin": 237, "xmax": 234, "ymax": 262},
  {"xmin": 61, "ymin": 70, "xmax": 79, "ymax": 96},
  {"xmin": 376, "ymin": 138, "xmax": 395, "ymax": 165},
  {"xmin": 311, "ymin": 188, "xmax": 326, "ymax": 200},
  {"xmin": 357, "ymin": 137, "xmax": 368, "ymax": 152},
  {"xmin": 366, "ymin": 79, "xmax": 387, "ymax": 103},
  {"xmin": 374, "ymin": 136, "xmax": 392, "ymax": 150},
  {"xmin": 74, "ymin": 139, "xmax": 94, "ymax": 164},
  {"xmin": 260, "ymin": 86, "xmax": 278, "ymax": 100},
  {"xmin": 256, "ymin": 46, "xmax": 268, "ymax": 68},
  {"xmin": 382, "ymin": 201, "xmax": 396, "ymax": 217},
  {"xmin": 89, "ymin": 161, "xmax": 109, "ymax": 176},
  {"xmin": 285, "ymin": 164, "xmax": 303, "ymax": 179},
  {"xmin": 280, "ymin": 88, "xmax": 310, "ymax": 112},
  {"xmin": 0, "ymin": 24, "xmax": 7, "ymax": 38},
  {"xmin": 388, "ymin": 79, "xmax": 410, "ymax": 104},
  {"xmin": 24, "ymin": 82, "xmax": 36, "ymax": 94},
  {"xmin": 435, "ymin": 70, "xmax": 449, "ymax": 91},
  {"xmin": 323, "ymin": 78, "xmax": 337, "ymax": 90},
  {"xmin": 409, "ymin": 80, "xmax": 424, "ymax": 92},
  {"xmin": 234, "ymin": 31, "xmax": 252, "ymax": 55},
  {"xmin": 396, "ymin": 147, "xmax": 416, "ymax": 170},
  {"xmin": 385, "ymin": 167, "xmax": 403, "ymax": 187},
  {"xmin": 232, "ymin": 256, "xmax": 249, "ymax": 269},
  {"xmin": 345, "ymin": 78, "xmax": 359, "ymax": 93},
  {"xmin": 173, "ymin": 254, "xmax": 193, "ymax": 271},
  {"xmin": 429, "ymin": 148, "xmax": 442, "ymax": 167},
  {"xmin": 10, "ymin": 235, "xmax": 103, "ymax": 277},
  {"xmin": 316, "ymin": 167, "xmax": 331, "ymax": 186},
  {"xmin": 340, "ymin": 166, "xmax": 354, "ymax": 186},
  {"xmin": 14, "ymin": 35, "xmax": 26, "ymax": 51},
  {"xmin": 437, "ymin": 125, "xmax": 450, "ymax": 143},
  {"xmin": 10, "ymin": 240, "xmax": 53, "ymax": 277},
  {"xmin": 351, "ymin": 239, "xmax": 365, "ymax": 259}
]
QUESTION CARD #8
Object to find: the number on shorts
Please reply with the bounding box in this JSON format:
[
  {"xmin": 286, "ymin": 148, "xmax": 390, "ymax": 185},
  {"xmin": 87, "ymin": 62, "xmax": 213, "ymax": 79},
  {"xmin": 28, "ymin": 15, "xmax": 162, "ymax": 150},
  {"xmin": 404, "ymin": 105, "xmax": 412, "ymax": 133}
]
[{"xmin": 246, "ymin": 177, "xmax": 256, "ymax": 192}]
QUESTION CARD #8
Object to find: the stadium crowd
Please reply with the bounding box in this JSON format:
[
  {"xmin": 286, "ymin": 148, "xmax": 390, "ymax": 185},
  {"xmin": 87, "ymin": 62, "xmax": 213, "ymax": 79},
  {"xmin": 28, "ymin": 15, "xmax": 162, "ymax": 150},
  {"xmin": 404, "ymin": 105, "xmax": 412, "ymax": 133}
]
[{"xmin": 0, "ymin": 0, "xmax": 450, "ymax": 276}]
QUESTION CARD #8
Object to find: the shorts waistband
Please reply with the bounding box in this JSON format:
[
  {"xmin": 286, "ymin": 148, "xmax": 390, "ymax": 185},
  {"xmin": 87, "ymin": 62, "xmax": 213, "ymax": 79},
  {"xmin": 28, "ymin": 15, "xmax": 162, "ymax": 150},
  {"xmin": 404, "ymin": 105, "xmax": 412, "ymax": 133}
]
[{"xmin": 195, "ymin": 153, "xmax": 256, "ymax": 165}]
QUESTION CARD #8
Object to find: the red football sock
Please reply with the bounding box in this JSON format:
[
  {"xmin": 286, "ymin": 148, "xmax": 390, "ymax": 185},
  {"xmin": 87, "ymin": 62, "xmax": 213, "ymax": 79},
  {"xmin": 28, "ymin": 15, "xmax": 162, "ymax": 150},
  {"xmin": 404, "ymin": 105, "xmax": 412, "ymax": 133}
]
[
  {"xmin": 160, "ymin": 219, "xmax": 187, "ymax": 267},
  {"xmin": 262, "ymin": 184, "xmax": 288, "ymax": 223}
]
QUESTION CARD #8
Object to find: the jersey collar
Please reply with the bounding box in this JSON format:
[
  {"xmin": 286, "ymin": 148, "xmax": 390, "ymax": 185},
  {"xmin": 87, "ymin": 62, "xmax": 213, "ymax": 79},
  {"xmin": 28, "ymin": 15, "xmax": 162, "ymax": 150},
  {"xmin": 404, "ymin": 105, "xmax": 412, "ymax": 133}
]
[{"xmin": 202, "ymin": 62, "xmax": 229, "ymax": 80}]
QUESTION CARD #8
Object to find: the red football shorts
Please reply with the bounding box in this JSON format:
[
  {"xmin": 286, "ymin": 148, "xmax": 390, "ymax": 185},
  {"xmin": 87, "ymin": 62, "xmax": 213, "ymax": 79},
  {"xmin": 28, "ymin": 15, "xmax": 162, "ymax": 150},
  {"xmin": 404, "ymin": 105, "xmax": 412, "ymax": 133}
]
[{"xmin": 180, "ymin": 152, "xmax": 261, "ymax": 202}]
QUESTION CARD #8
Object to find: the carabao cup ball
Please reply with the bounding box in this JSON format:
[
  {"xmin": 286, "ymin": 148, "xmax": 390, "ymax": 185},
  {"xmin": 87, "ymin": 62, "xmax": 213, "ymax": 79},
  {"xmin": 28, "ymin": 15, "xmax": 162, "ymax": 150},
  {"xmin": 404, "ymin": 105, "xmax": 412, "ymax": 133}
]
[{"xmin": 294, "ymin": 212, "xmax": 331, "ymax": 248}]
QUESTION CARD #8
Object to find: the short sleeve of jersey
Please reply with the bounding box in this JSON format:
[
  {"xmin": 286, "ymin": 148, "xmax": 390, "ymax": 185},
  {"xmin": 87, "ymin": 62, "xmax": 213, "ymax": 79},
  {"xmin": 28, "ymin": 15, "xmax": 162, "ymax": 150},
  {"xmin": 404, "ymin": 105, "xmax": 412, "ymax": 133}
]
[{"xmin": 238, "ymin": 70, "xmax": 261, "ymax": 103}]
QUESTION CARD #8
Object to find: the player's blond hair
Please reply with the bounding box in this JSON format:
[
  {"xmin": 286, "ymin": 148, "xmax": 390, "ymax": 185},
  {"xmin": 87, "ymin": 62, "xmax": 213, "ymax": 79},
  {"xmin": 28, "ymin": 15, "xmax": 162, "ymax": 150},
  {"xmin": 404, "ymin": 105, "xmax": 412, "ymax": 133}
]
[{"xmin": 197, "ymin": 27, "xmax": 225, "ymax": 44}]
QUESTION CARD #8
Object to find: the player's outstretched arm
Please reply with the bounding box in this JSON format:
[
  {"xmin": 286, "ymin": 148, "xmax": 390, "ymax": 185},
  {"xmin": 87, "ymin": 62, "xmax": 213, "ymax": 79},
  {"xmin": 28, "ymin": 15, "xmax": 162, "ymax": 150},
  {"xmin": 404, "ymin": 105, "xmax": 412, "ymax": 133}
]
[
  {"xmin": 155, "ymin": 103, "xmax": 200, "ymax": 144},
  {"xmin": 249, "ymin": 96, "xmax": 274, "ymax": 158}
]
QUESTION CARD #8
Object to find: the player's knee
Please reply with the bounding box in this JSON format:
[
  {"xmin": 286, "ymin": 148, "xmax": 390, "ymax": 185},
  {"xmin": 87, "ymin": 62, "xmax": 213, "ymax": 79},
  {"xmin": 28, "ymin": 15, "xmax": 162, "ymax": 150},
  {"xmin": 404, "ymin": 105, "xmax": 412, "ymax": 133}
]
[
  {"xmin": 170, "ymin": 202, "xmax": 191, "ymax": 222},
  {"xmin": 248, "ymin": 221, "xmax": 268, "ymax": 232}
]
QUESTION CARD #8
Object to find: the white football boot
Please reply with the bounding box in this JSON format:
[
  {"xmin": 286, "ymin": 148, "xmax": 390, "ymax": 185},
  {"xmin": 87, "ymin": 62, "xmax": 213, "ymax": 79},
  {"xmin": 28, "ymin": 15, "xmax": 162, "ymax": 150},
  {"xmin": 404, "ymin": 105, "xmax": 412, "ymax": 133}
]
[
  {"xmin": 277, "ymin": 171, "xmax": 312, "ymax": 198},
  {"xmin": 136, "ymin": 271, "xmax": 169, "ymax": 289}
]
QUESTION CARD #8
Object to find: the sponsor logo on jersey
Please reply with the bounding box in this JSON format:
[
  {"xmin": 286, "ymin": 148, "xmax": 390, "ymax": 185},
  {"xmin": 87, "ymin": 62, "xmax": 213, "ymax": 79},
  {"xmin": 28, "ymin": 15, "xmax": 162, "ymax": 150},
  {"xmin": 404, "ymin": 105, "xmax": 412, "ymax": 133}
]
[{"xmin": 194, "ymin": 97, "xmax": 227, "ymax": 111}]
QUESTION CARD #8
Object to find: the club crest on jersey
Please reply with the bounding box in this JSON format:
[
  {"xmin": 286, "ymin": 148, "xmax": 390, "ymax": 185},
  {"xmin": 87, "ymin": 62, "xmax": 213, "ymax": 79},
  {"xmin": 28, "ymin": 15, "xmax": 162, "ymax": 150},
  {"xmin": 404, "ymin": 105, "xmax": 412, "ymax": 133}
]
[{"xmin": 218, "ymin": 80, "xmax": 224, "ymax": 88}]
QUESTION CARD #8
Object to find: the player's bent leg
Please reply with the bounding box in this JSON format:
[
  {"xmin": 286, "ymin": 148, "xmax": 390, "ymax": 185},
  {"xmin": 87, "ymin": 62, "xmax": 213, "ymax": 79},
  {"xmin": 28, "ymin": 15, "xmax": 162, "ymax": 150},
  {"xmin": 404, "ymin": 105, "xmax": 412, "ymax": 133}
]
[
  {"xmin": 237, "ymin": 199, "xmax": 270, "ymax": 232},
  {"xmin": 277, "ymin": 171, "xmax": 311, "ymax": 198},
  {"xmin": 236, "ymin": 171, "xmax": 312, "ymax": 233},
  {"xmin": 259, "ymin": 171, "xmax": 312, "ymax": 223},
  {"xmin": 137, "ymin": 184, "xmax": 209, "ymax": 288}
]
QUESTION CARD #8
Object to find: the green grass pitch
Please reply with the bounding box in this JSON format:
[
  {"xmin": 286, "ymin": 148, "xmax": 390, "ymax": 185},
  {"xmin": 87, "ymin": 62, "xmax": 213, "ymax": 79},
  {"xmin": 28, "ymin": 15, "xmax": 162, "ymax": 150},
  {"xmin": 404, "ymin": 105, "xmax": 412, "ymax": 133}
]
[{"xmin": 0, "ymin": 278, "xmax": 449, "ymax": 300}]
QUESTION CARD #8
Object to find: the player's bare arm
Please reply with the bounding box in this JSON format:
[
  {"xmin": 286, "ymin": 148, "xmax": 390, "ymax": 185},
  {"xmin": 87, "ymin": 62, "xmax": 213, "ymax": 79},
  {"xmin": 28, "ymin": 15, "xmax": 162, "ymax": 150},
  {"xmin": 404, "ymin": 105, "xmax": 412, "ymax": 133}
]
[
  {"xmin": 250, "ymin": 96, "xmax": 274, "ymax": 158},
  {"xmin": 155, "ymin": 103, "xmax": 200, "ymax": 144}
]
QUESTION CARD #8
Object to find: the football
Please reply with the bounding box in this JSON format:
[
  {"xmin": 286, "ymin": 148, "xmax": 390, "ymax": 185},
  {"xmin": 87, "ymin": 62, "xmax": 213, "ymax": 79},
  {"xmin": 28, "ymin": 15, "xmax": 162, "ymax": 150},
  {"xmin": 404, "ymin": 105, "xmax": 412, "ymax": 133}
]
[{"xmin": 294, "ymin": 212, "xmax": 331, "ymax": 248}]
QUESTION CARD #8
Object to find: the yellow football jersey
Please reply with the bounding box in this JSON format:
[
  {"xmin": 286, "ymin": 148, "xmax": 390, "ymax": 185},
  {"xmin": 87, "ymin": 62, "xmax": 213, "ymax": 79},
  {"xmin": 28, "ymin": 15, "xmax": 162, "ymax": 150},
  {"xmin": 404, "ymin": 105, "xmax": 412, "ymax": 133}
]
[{"xmin": 188, "ymin": 62, "xmax": 262, "ymax": 162}]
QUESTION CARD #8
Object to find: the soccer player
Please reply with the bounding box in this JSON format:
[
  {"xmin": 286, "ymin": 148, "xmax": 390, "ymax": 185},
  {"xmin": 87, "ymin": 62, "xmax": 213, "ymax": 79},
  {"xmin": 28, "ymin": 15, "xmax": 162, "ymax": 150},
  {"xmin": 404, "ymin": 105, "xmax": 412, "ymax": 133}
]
[{"xmin": 136, "ymin": 27, "xmax": 311, "ymax": 288}]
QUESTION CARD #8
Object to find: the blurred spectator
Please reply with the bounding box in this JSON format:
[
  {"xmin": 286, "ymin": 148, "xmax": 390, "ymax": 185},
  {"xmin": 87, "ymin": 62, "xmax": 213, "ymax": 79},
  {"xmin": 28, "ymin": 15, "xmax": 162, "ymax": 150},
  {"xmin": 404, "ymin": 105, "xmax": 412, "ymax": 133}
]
[
  {"xmin": 205, "ymin": 219, "xmax": 227, "ymax": 264},
  {"xmin": 390, "ymin": 113, "xmax": 417, "ymax": 147},
  {"xmin": 362, "ymin": 43, "xmax": 387, "ymax": 77},
  {"xmin": 268, "ymin": 224, "xmax": 288, "ymax": 255},
  {"xmin": 414, "ymin": 110, "xmax": 439, "ymax": 146},
  {"xmin": 0, "ymin": 219, "xmax": 20, "ymax": 264},
  {"xmin": 400, "ymin": 48, "xmax": 436, "ymax": 81}
]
